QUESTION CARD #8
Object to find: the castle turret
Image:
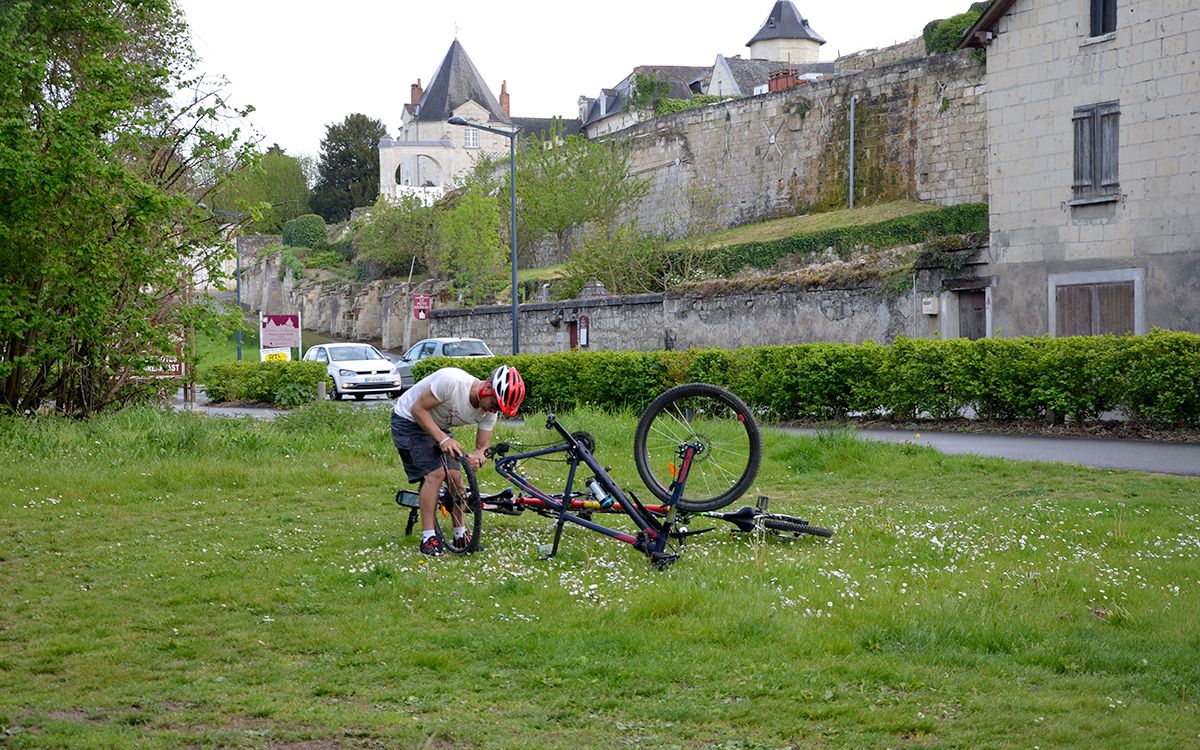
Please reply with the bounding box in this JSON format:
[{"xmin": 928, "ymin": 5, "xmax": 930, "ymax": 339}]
[{"xmin": 747, "ymin": 1, "xmax": 825, "ymax": 63}]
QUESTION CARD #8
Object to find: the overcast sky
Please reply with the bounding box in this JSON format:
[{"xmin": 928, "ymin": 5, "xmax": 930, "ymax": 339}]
[{"xmin": 177, "ymin": 0, "xmax": 976, "ymax": 158}]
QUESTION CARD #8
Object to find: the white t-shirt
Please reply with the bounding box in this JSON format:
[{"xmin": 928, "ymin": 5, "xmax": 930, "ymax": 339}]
[{"xmin": 393, "ymin": 367, "xmax": 498, "ymax": 432}]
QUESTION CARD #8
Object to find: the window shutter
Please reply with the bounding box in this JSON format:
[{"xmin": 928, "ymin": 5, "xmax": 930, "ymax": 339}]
[
  {"xmin": 1073, "ymin": 110, "xmax": 1094, "ymax": 195},
  {"xmin": 1099, "ymin": 103, "xmax": 1120, "ymax": 189}
]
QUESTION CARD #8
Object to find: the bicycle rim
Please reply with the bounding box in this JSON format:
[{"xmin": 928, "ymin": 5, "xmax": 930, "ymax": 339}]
[
  {"xmin": 633, "ymin": 383, "xmax": 761, "ymax": 512},
  {"xmin": 431, "ymin": 456, "xmax": 482, "ymax": 555}
]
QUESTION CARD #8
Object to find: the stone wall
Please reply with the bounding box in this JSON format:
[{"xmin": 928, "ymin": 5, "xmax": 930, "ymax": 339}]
[
  {"xmin": 427, "ymin": 258, "xmax": 980, "ymax": 355},
  {"xmin": 238, "ymin": 233, "xmax": 981, "ymax": 355},
  {"xmin": 834, "ymin": 37, "xmax": 928, "ymax": 75},
  {"xmin": 622, "ymin": 50, "xmax": 987, "ymax": 236}
]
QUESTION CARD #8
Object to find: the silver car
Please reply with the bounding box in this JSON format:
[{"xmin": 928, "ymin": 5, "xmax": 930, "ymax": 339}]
[
  {"xmin": 399, "ymin": 337, "xmax": 495, "ymax": 365},
  {"xmin": 303, "ymin": 343, "xmax": 413, "ymax": 400}
]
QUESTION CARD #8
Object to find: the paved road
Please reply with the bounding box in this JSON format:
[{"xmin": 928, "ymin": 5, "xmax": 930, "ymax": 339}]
[{"xmin": 789, "ymin": 427, "xmax": 1200, "ymax": 477}]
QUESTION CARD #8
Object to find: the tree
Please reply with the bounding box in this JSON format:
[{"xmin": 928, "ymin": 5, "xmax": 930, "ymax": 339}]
[
  {"xmin": 354, "ymin": 195, "xmax": 439, "ymax": 279},
  {"xmin": 209, "ymin": 148, "xmax": 311, "ymax": 233},
  {"xmin": 310, "ymin": 113, "xmax": 387, "ymax": 223},
  {"xmin": 515, "ymin": 124, "xmax": 650, "ymax": 262},
  {"xmin": 628, "ymin": 71, "xmax": 671, "ymax": 114},
  {"xmin": 0, "ymin": 0, "xmax": 253, "ymax": 417},
  {"xmin": 435, "ymin": 185, "xmax": 509, "ymax": 305},
  {"xmin": 563, "ymin": 185, "xmax": 725, "ymax": 295}
]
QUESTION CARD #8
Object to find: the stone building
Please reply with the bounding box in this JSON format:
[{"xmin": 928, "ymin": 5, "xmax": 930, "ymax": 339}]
[
  {"xmin": 959, "ymin": 0, "xmax": 1200, "ymax": 337},
  {"xmin": 377, "ymin": 39, "xmax": 580, "ymax": 203},
  {"xmin": 579, "ymin": 1, "xmax": 832, "ymax": 138}
]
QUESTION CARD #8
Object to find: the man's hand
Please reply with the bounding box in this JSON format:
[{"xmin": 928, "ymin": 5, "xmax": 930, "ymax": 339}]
[
  {"xmin": 439, "ymin": 435, "xmax": 463, "ymax": 459},
  {"xmin": 466, "ymin": 449, "xmax": 486, "ymax": 470}
]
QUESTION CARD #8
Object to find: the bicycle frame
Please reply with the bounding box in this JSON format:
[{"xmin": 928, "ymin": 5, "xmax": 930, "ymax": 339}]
[{"xmin": 490, "ymin": 413, "xmax": 702, "ymax": 568}]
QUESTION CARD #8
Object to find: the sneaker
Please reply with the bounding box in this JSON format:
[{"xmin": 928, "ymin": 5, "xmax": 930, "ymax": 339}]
[
  {"xmin": 453, "ymin": 533, "xmax": 473, "ymax": 551},
  {"xmin": 419, "ymin": 537, "xmax": 445, "ymax": 556}
]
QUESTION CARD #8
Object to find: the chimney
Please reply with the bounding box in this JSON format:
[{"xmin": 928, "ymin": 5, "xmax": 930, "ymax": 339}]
[
  {"xmin": 768, "ymin": 66, "xmax": 798, "ymax": 93},
  {"xmin": 500, "ymin": 80, "xmax": 510, "ymax": 116},
  {"xmin": 410, "ymin": 78, "xmax": 423, "ymax": 105}
]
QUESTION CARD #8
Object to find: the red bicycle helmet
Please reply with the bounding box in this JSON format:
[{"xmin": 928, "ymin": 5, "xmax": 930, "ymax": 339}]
[{"xmin": 483, "ymin": 365, "xmax": 525, "ymax": 417}]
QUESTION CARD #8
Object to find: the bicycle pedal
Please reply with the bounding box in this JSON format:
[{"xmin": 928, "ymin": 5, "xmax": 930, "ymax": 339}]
[{"xmin": 650, "ymin": 551, "xmax": 679, "ymax": 569}]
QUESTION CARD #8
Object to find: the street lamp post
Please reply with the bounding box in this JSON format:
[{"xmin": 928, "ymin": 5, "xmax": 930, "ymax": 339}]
[{"xmin": 448, "ymin": 115, "xmax": 520, "ymax": 355}]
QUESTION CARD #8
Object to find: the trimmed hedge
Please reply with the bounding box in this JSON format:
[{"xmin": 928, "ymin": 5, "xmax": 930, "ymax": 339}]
[
  {"xmin": 202, "ymin": 361, "xmax": 330, "ymax": 408},
  {"xmin": 282, "ymin": 214, "xmax": 326, "ymax": 249},
  {"xmin": 713, "ymin": 203, "xmax": 988, "ymax": 276},
  {"xmin": 411, "ymin": 330, "xmax": 1200, "ymax": 427}
]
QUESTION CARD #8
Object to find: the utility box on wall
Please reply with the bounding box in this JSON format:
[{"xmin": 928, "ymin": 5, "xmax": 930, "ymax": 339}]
[{"xmin": 921, "ymin": 296, "xmax": 939, "ymax": 315}]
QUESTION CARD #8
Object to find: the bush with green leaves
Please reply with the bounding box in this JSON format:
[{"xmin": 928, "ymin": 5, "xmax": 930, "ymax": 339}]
[
  {"xmin": 282, "ymin": 214, "xmax": 327, "ymax": 249},
  {"xmin": 202, "ymin": 361, "xmax": 329, "ymax": 406},
  {"xmin": 409, "ymin": 330, "xmax": 1199, "ymax": 427}
]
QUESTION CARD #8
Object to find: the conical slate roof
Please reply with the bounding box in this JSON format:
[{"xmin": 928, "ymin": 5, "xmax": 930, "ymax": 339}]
[
  {"xmin": 747, "ymin": 1, "xmax": 826, "ymax": 46},
  {"xmin": 414, "ymin": 39, "xmax": 510, "ymax": 123}
]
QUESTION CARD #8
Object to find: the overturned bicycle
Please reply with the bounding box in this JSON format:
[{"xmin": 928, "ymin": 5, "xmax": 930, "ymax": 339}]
[{"xmin": 396, "ymin": 383, "xmax": 832, "ymax": 568}]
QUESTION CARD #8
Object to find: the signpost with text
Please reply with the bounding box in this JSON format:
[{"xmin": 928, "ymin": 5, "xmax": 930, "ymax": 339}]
[{"xmin": 260, "ymin": 313, "xmax": 301, "ymax": 361}]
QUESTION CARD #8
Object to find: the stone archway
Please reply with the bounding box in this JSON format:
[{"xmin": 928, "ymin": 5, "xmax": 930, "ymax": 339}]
[{"xmin": 400, "ymin": 153, "xmax": 445, "ymax": 188}]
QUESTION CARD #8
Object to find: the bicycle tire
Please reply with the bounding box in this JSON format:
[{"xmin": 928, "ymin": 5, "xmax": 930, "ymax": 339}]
[
  {"xmin": 431, "ymin": 455, "xmax": 482, "ymax": 555},
  {"xmin": 763, "ymin": 517, "xmax": 834, "ymax": 538},
  {"xmin": 633, "ymin": 383, "xmax": 761, "ymax": 512}
]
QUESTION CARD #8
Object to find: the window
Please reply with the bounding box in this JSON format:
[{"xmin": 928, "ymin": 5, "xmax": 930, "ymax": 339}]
[
  {"xmin": 1048, "ymin": 269, "xmax": 1143, "ymax": 337},
  {"xmin": 1055, "ymin": 282, "xmax": 1133, "ymax": 336},
  {"xmin": 1072, "ymin": 101, "xmax": 1119, "ymax": 203},
  {"xmin": 463, "ymin": 127, "xmax": 479, "ymax": 149},
  {"xmin": 1091, "ymin": 0, "xmax": 1116, "ymax": 36}
]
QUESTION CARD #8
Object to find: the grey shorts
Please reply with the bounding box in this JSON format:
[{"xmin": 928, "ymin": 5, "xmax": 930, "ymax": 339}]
[{"xmin": 391, "ymin": 414, "xmax": 450, "ymax": 484}]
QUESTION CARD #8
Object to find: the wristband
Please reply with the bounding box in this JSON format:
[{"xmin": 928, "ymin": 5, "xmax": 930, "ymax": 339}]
[{"xmin": 438, "ymin": 436, "xmax": 452, "ymax": 446}]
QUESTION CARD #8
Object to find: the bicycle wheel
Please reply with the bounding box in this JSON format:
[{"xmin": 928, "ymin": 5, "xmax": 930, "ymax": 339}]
[
  {"xmin": 633, "ymin": 383, "xmax": 761, "ymax": 512},
  {"xmin": 763, "ymin": 517, "xmax": 834, "ymax": 538},
  {"xmin": 430, "ymin": 455, "xmax": 482, "ymax": 555}
]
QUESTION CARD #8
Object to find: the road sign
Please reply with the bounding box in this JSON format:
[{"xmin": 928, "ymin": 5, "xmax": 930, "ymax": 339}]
[
  {"xmin": 260, "ymin": 348, "xmax": 291, "ymax": 362},
  {"xmin": 413, "ymin": 294, "xmax": 432, "ymax": 320},
  {"xmin": 261, "ymin": 314, "xmax": 301, "ymax": 349}
]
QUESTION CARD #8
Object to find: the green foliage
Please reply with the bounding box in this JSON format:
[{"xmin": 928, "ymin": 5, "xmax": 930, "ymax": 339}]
[
  {"xmin": 1121, "ymin": 330, "xmax": 1200, "ymax": 425},
  {"xmin": 925, "ymin": 7, "xmax": 985, "ymax": 54},
  {"xmin": 310, "ymin": 113, "xmax": 387, "ymax": 222},
  {"xmin": 628, "ymin": 71, "xmax": 671, "ymax": 112},
  {"xmin": 303, "ymin": 249, "xmax": 351, "ymax": 271},
  {"xmin": 353, "ymin": 195, "xmax": 438, "ymax": 279},
  {"xmin": 563, "ymin": 221, "xmax": 665, "ymax": 296},
  {"xmin": 209, "ymin": 148, "xmax": 312, "ymax": 233},
  {"xmin": 277, "ymin": 247, "xmax": 306, "ymax": 281},
  {"xmin": 201, "ymin": 360, "xmax": 328, "ymax": 406},
  {"xmin": 516, "ymin": 125, "xmax": 650, "ymax": 262},
  {"xmin": 436, "ymin": 185, "xmax": 509, "ymax": 305},
  {"xmin": 414, "ymin": 332, "xmax": 1200, "ymax": 427},
  {"xmin": 282, "ymin": 214, "xmax": 327, "ymax": 248},
  {"xmin": 713, "ymin": 203, "xmax": 988, "ymax": 276},
  {"xmin": 563, "ymin": 185, "xmax": 726, "ymax": 295},
  {"xmin": 653, "ymin": 94, "xmax": 736, "ymax": 117},
  {"xmin": 0, "ymin": 0, "xmax": 254, "ymax": 418}
]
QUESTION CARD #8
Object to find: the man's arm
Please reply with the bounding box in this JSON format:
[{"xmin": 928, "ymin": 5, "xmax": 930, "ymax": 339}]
[
  {"xmin": 410, "ymin": 389, "xmax": 459, "ymax": 455},
  {"xmin": 470, "ymin": 428, "xmax": 492, "ymax": 469}
]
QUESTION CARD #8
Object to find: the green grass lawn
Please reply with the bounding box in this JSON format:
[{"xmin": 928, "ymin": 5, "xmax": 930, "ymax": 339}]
[
  {"xmin": 699, "ymin": 200, "xmax": 939, "ymax": 250},
  {"xmin": 1, "ymin": 405, "xmax": 1198, "ymax": 748}
]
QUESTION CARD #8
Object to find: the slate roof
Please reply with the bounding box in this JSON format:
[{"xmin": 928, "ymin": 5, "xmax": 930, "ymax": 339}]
[
  {"xmin": 581, "ymin": 64, "xmax": 710, "ymax": 126},
  {"xmin": 714, "ymin": 56, "xmax": 833, "ymax": 95},
  {"xmin": 747, "ymin": 1, "xmax": 826, "ymax": 46},
  {"xmin": 511, "ymin": 117, "xmax": 583, "ymax": 140},
  {"xmin": 414, "ymin": 39, "xmax": 510, "ymax": 124},
  {"xmin": 960, "ymin": 0, "xmax": 1019, "ymax": 48}
]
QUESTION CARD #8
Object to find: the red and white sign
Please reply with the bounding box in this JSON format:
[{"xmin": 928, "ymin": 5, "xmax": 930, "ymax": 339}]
[
  {"xmin": 413, "ymin": 294, "xmax": 432, "ymax": 321},
  {"xmin": 261, "ymin": 314, "xmax": 301, "ymax": 349}
]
